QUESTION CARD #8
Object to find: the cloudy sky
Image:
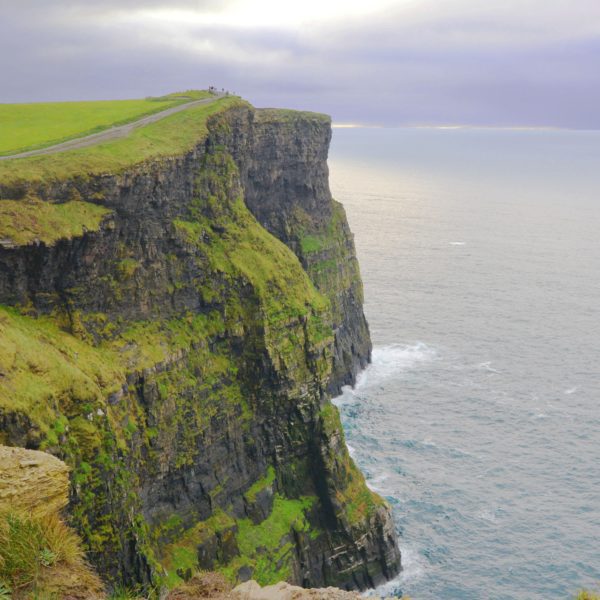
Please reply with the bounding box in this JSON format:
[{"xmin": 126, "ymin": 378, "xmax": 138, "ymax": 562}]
[{"xmin": 2, "ymin": 0, "xmax": 599, "ymax": 128}]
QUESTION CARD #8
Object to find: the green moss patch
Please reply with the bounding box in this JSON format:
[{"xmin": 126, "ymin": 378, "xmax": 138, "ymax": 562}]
[
  {"xmin": 244, "ymin": 467, "xmax": 276, "ymax": 503},
  {"xmin": 160, "ymin": 495, "xmax": 316, "ymax": 588},
  {"xmin": 300, "ymin": 234, "xmax": 328, "ymax": 254},
  {"xmin": 0, "ymin": 305, "xmax": 227, "ymax": 436},
  {"xmin": 160, "ymin": 509, "xmax": 236, "ymax": 588},
  {"xmin": 0, "ymin": 197, "xmax": 110, "ymax": 246},
  {"xmin": 232, "ymin": 495, "xmax": 315, "ymax": 585}
]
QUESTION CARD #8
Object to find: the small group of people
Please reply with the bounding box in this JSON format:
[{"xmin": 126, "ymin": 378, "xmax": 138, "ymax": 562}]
[{"xmin": 208, "ymin": 85, "xmax": 234, "ymax": 96}]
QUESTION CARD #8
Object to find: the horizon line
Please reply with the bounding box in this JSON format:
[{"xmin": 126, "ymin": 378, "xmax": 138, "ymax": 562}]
[{"xmin": 332, "ymin": 122, "xmax": 600, "ymax": 132}]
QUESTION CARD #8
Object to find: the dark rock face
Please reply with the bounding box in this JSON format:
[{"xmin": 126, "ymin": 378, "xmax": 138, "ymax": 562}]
[
  {"xmin": 0, "ymin": 105, "xmax": 399, "ymax": 591},
  {"xmin": 218, "ymin": 108, "xmax": 372, "ymax": 393}
]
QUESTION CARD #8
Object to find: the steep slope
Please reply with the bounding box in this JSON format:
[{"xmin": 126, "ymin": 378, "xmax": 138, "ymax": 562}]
[
  {"xmin": 220, "ymin": 108, "xmax": 372, "ymax": 393},
  {"xmin": 0, "ymin": 98, "xmax": 400, "ymax": 592}
]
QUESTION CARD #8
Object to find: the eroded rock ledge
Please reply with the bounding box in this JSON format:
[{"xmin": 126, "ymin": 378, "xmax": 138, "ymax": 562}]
[
  {"xmin": 167, "ymin": 574, "xmax": 403, "ymax": 599},
  {"xmin": 0, "ymin": 444, "xmax": 70, "ymax": 517},
  {"xmin": 231, "ymin": 580, "xmax": 379, "ymax": 599}
]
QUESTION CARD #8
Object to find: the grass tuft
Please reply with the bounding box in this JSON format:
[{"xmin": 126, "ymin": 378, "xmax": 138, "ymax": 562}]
[
  {"xmin": 0, "ymin": 583, "xmax": 10, "ymax": 600},
  {"xmin": 0, "ymin": 510, "xmax": 94, "ymax": 596},
  {"xmin": 108, "ymin": 584, "xmax": 145, "ymax": 599}
]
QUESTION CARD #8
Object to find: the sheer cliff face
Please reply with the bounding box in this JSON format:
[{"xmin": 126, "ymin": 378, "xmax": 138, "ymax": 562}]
[
  {"xmin": 0, "ymin": 106, "xmax": 400, "ymax": 591},
  {"xmin": 225, "ymin": 109, "xmax": 372, "ymax": 393}
]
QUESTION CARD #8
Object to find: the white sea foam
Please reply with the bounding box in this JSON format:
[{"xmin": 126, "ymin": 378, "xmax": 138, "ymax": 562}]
[
  {"xmin": 354, "ymin": 367, "xmax": 369, "ymax": 390},
  {"xmin": 363, "ymin": 546, "xmax": 425, "ymax": 597},
  {"xmin": 564, "ymin": 386, "xmax": 578, "ymax": 395},
  {"xmin": 334, "ymin": 343, "xmax": 436, "ymax": 405},
  {"xmin": 366, "ymin": 472, "xmax": 390, "ymax": 494},
  {"xmin": 477, "ymin": 361, "xmax": 500, "ymax": 373},
  {"xmin": 369, "ymin": 343, "xmax": 436, "ymax": 381},
  {"xmin": 449, "ymin": 241, "xmax": 466, "ymax": 245},
  {"xmin": 477, "ymin": 507, "xmax": 499, "ymax": 523},
  {"xmin": 332, "ymin": 387, "xmax": 357, "ymax": 407}
]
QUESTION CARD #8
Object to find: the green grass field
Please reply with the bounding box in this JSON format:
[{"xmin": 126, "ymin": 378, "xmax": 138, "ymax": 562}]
[
  {"xmin": 0, "ymin": 93, "xmax": 245, "ymax": 187},
  {"xmin": 0, "ymin": 90, "xmax": 213, "ymax": 157}
]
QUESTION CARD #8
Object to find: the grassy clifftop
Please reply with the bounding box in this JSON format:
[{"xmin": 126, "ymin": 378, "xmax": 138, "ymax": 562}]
[
  {"xmin": 0, "ymin": 90, "xmax": 244, "ymax": 246},
  {"xmin": 0, "ymin": 91, "xmax": 244, "ymax": 186},
  {"xmin": 0, "ymin": 90, "xmax": 213, "ymax": 157},
  {"xmin": 1, "ymin": 96, "xmax": 178, "ymax": 157}
]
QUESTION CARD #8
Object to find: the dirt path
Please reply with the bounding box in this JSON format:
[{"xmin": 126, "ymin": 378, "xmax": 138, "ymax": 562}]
[{"xmin": 0, "ymin": 95, "xmax": 223, "ymax": 161}]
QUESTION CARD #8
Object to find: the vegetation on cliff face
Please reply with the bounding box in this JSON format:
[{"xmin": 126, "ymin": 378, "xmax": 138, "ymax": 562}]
[
  {"xmin": 160, "ymin": 494, "xmax": 317, "ymax": 588},
  {"xmin": 319, "ymin": 404, "xmax": 385, "ymax": 527},
  {"xmin": 0, "ymin": 196, "xmax": 111, "ymax": 246},
  {"xmin": 0, "ymin": 142, "xmax": 335, "ymax": 588},
  {"xmin": 297, "ymin": 200, "xmax": 365, "ymax": 311},
  {"xmin": 237, "ymin": 108, "xmax": 371, "ymax": 393},
  {"xmin": 0, "ymin": 95, "xmax": 400, "ymax": 594}
]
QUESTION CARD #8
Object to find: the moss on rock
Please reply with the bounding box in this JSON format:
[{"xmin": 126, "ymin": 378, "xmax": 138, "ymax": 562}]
[{"xmin": 0, "ymin": 101, "xmax": 400, "ymax": 593}]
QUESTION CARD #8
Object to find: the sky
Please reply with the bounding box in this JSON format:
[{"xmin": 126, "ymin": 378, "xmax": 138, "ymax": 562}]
[{"xmin": 2, "ymin": 0, "xmax": 600, "ymax": 128}]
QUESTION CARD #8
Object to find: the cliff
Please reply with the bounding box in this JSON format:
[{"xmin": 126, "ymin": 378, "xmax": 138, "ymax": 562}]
[{"xmin": 0, "ymin": 97, "xmax": 400, "ymax": 593}]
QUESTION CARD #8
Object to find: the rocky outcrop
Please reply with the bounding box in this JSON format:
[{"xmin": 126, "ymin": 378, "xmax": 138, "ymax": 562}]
[
  {"xmin": 0, "ymin": 444, "xmax": 70, "ymax": 517},
  {"xmin": 231, "ymin": 580, "xmax": 368, "ymax": 599},
  {"xmin": 166, "ymin": 573, "xmax": 403, "ymax": 600},
  {"xmin": 0, "ymin": 102, "xmax": 400, "ymax": 592}
]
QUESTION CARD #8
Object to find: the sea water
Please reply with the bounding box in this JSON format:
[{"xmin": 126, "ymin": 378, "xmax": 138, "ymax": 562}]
[{"xmin": 328, "ymin": 127, "xmax": 600, "ymax": 600}]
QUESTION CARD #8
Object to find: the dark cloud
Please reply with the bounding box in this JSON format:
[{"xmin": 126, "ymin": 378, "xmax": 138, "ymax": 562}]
[{"xmin": 1, "ymin": 1, "xmax": 599, "ymax": 128}]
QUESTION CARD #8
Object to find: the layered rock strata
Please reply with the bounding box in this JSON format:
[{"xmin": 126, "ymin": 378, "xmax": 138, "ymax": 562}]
[{"xmin": 0, "ymin": 103, "xmax": 400, "ymax": 592}]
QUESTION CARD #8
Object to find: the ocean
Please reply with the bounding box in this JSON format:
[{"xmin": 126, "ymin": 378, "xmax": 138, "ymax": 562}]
[{"xmin": 328, "ymin": 127, "xmax": 600, "ymax": 600}]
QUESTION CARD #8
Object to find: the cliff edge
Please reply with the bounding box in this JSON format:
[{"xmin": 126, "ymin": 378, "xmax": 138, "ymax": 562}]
[{"xmin": 0, "ymin": 95, "xmax": 400, "ymax": 593}]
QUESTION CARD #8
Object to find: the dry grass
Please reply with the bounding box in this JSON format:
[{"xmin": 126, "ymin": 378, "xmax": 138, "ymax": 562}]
[
  {"xmin": 166, "ymin": 572, "xmax": 232, "ymax": 599},
  {"xmin": 0, "ymin": 510, "xmax": 103, "ymax": 599}
]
